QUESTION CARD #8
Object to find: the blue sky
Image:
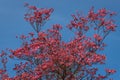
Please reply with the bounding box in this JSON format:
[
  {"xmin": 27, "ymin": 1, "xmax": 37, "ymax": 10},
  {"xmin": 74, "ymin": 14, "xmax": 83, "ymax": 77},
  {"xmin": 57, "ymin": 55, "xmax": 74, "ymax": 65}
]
[{"xmin": 0, "ymin": 0, "xmax": 120, "ymax": 79}]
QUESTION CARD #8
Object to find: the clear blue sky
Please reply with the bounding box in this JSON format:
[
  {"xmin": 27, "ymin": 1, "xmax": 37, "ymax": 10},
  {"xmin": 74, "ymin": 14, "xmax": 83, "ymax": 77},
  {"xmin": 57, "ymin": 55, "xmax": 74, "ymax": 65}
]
[{"xmin": 0, "ymin": 0, "xmax": 120, "ymax": 79}]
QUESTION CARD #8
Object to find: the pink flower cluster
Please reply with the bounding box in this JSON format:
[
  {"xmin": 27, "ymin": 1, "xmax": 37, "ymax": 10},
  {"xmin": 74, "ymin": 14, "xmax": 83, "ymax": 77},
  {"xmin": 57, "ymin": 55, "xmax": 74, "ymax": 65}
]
[{"xmin": 24, "ymin": 3, "xmax": 54, "ymax": 33}]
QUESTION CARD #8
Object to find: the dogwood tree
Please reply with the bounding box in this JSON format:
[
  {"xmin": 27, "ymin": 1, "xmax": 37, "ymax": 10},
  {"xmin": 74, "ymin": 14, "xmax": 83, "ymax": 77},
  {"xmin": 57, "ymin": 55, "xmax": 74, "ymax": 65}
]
[{"xmin": 0, "ymin": 2, "xmax": 116, "ymax": 80}]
